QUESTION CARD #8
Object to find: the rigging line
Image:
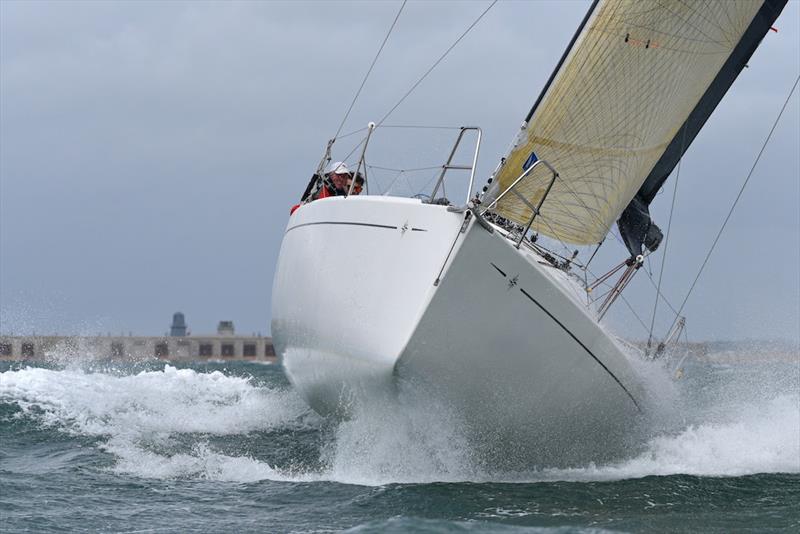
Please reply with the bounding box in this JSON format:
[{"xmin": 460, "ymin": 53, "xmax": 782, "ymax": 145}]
[
  {"xmin": 418, "ymin": 171, "xmax": 442, "ymax": 196},
  {"xmin": 642, "ymin": 270, "xmax": 681, "ymax": 316},
  {"xmin": 368, "ymin": 164, "xmax": 444, "ymax": 173},
  {"xmin": 583, "ymin": 255, "xmax": 657, "ymax": 330},
  {"xmin": 333, "ymin": 0, "xmax": 407, "ymax": 141},
  {"xmin": 376, "ymin": 0, "xmax": 498, "ymax": 127},
  {"xmin": 619, "ymin": 294, "xmax": 651, "ymax": 336},
  {"xmin": 648, "ymin": 123, "xmax": 688, "ymax": 349},
  {"xmin": 533, "ymin": 216, "xmax": 580, "ymax": 261},
  {"xmin": 559, "ymin": 187, "xmax": 682, "ymax": 316},
  {"xmin": 535, "ymin": 170, "xmax": 631, "ymax": 254},
  {"xmin": 337, "ymin": 127, "xmax": 368, "ymax": 140},
  {"xmin": 403, "ymin": 172, "xmax": 414, "ymax": 194},
  {"xmin": 666, "ymin": 73, "xmax": 800, "ymax": 337},
  {"xmin": 378, "ymin": 124, "xmax": 463, "ymax": 130},
  {"xmin": 533, "ymin": 242, "xmax": 586, "ymax": 269},
  {"xmin": 513, "ymin": 190, "xmax": 582, "ymax": 259},
  {"xmin": 382, "ymin": 169, "xmax": 405, "ymax": 195},
  {"xmin": 341, "ymin": 136, "xmax": 367, "ymax": 164},
  {"xmin": 586, "ymin": 241, "xmax": 682, "ymax": 318},
  {"xmin": 582, "ymin": 261, "xmax": 651, "ymax": 335},
  {"xmin": 583, "ymin": 240, "xmax": 604, "ymax": 270}
]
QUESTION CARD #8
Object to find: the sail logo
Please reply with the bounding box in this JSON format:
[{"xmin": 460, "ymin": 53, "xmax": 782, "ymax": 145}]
[{"xmin": 522, "ymin": 151, "xmax": 538, "ymax": 171}]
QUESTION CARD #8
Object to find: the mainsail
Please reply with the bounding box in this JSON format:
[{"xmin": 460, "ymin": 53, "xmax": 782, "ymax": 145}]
[{"xmin": 484, "ymin": 0, "xmax": 788, "ymax": 253}]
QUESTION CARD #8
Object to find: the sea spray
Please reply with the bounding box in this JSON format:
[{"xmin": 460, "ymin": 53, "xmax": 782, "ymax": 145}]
[
  {"xmin": 1, "ymin": 353, "xmax": 797, "ymax": 486},
  {"xmin": 320, "ymin": 387, "xmax": 479, "ymax": 485},
  {"xmin": 0, "ymin": 363, "xmax": 313, "ymax": 481}
]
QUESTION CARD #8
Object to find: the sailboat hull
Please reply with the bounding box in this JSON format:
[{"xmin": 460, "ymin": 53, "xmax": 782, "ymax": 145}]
[
  {"xmin": 272, "ymin": 196, "xmax": 647, "ymax": 465},
  {"xmin": 271, "ymin": 196, "xmax": 466, "ymax": 415},
  {"xmin": 395, "ymin": 209, "xmax": 647, "ymax": 465}
]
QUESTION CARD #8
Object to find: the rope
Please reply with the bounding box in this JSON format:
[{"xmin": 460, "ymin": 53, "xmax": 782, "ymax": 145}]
[
  {"xmin": 376, "ymin": 0, "xmax": 498, "ymax": 127},
  {"xmin": 665, "ymin": 73, "xmax": 800, "ymax": 336},
  {"xmin": 647, "ymin": 123, "xmax": 688, "ymax": 349},
  {"xmin": 332, "ymin": 0, "xmax": 407, "ymax": 140}
]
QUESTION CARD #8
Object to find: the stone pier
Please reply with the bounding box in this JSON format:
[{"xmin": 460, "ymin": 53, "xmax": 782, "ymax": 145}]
[{"xmin": 0, "ymin": 334, "xmax": 276, "ymax": 362}]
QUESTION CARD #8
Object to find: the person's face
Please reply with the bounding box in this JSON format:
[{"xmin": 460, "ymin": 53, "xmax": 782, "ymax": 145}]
[
  {"xmin": 345, "ymin": 178, "xmax": 363, "ymax": 195},
  {"xmin": 331, "ymin": 173, "xmax": 349, "ymax": 189}
]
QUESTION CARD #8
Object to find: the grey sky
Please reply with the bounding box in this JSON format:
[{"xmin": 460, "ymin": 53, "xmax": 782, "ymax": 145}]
[{"xmin": 1, "ymin": 0, "xmax": 798, "ymax": 342}]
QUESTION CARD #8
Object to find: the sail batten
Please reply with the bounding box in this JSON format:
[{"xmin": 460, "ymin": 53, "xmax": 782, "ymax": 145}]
[{"xmin": 485, "ymin": 0, "xmax": 788, "ymax": 247}]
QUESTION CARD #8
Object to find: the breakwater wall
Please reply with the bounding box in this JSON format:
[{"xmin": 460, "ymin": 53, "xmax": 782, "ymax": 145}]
[{"xmin": 0, "ymin": 335, "xmax": 276, "ymax": 362}]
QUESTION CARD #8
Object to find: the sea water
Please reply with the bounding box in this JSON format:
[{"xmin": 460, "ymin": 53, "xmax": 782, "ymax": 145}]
[{"xmin": 1, "ymin": 350, "xmax": 798, "ymax": 533}]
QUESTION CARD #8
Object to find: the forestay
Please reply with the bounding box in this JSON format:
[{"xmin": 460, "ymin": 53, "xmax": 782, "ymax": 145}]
[{"xmin": 484, "ymin": 0, "xmax": 785, "ymax": 246}]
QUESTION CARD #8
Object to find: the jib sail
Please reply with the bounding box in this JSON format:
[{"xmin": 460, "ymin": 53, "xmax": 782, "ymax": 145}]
[{"xmin": 483, "ymin": 0, "xmax": 787, "ymax": 252}]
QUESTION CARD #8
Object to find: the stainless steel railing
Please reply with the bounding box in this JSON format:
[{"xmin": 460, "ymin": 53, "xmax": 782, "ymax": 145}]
[
  {"xmin": 428, "ymin": 126, "xmax": 482, "ymax": 205},
  {"xmin": 481, "ymin": 159, "xmax": 559, "ymax": 248}
]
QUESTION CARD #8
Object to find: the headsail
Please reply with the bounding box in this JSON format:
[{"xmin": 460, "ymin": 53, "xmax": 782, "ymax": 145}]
[{"xmin": 483, "ymin": 0, "xmax": 788, "ymax": 251}]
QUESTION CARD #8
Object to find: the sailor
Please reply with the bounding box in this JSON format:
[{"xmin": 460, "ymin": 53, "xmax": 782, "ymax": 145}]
[
  {"xmin": 307, "ymin": 161, "xmax": 352, "ymax": 199},
  {"xmin": 292, "ymin": 162, "xmax": 354, "ymax": 214},
  {"xmin": 329, "ymin": 162, "xmax": 354, "ymax": 196},
  {"xmin": 346, "ymin": 172, "xmax": 365, "ymax": 195}
]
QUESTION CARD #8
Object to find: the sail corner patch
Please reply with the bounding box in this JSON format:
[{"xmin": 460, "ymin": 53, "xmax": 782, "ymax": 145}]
[{"xmin": 522, "ymin": 151, "xmax": 539, "ymax": 171}]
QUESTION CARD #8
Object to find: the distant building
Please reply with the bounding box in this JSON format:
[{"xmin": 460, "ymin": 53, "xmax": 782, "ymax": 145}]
[
  {"xmin": 170, "ymin": 312, "xmax": 187, "ymax": 337},
  {"xmin": 0, "ymin": 315, "xmax": 275, "ymax": 361},
  {"xmin": 0, "ymin": 333, "xmax": 275, "ymax": 361},
  {"xmin": 217, "ymin": 321, "xmax": 235, "ymax": 336}
]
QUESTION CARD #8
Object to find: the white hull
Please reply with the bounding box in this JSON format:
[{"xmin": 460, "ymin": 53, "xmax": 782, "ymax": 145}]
[{"xmin": 272, "ymin": 196, "xmax": 648, "ymax": 466}]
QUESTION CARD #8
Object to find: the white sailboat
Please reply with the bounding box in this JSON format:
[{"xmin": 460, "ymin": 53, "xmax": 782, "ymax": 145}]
[{"xmin": 271, "ymin": 0, "xmax": 788, "ymax": 466}]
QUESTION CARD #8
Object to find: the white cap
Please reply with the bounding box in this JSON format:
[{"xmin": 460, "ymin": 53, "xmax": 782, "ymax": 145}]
[{"xmin": 326, "ymin": 161, "xmax": 351, "ymax": 175}]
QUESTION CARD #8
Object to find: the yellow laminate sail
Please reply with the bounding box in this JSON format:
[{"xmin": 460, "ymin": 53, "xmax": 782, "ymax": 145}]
[{"xmin": 484, "ymin": 0, "xmax": 765, "ymax": 245}]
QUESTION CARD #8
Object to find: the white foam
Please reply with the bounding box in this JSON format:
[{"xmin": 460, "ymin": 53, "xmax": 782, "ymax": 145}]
[
  {"xmin": 1, "ymin": 365, "xmax": 308, "ymax": 435},
  {"xmin": 0, "ymin": 364, "xmax": 313, "ymax": 481},
  {"xmin": 319, "ymin": 394, "xmax": 477, "ymax": 486},
  {"xmin": 533, "ymin": 393, "xmax": 800, "ymax": 482},
  {"xmin": 2, "ymin": 359, "xmax": 797, "ymax": 485},
  {"xmin": 106, "ymin": 441, "xmax": 298, "ymax": 482}
]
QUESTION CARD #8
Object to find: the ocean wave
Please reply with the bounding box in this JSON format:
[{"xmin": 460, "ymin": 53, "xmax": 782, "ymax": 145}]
[{"xmin": 1, "ymin": 360, "xmax": 797, "ymax": 485}]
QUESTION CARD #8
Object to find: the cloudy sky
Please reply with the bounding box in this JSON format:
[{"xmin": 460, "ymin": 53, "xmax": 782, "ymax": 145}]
[{"xmin": 1, "ymin": 0, "xmax": 798, "ymax": 342}]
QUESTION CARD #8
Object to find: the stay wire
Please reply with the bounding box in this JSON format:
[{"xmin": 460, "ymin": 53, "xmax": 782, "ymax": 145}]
[
  {"xmin": 647, "ymin": 123, "xmax": 688, "ymax": 350},
  {"xmin": 341, "ymin": 124, "xmax": 463, "ymax": 138},
  {"xmin": 338, "ymin": 2, "xmax": 497, "ymax": 167},
  {"xmin": 368, "ymin": 164, "xmax": 444, "ymax": 173},
  {"xmin": 665, "ymin": 73, "xmax": 800, "ymax": 336},
  {"xmin": 332, "ymin": 0, "xmax": 407, "ymax": 141},
  {"xmin": 378, "ymin": 124, "xmax": 463, "ymax": 130},
  {"xmin": 580, "ymin": 261, "xmax": 652, "ymax": 336},
  {"xmin": 337, "ymin": 127, "xmax": 368, "ymax": 140},
  {"xmin": 376, "ymin": 0, "xmax": 498, "ymax": 127}
]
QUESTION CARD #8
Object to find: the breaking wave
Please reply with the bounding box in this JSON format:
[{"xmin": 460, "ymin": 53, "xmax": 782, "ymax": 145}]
[{"xmin": 1, "ymin": 355, "xmax": 797, "ymax": 485}]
